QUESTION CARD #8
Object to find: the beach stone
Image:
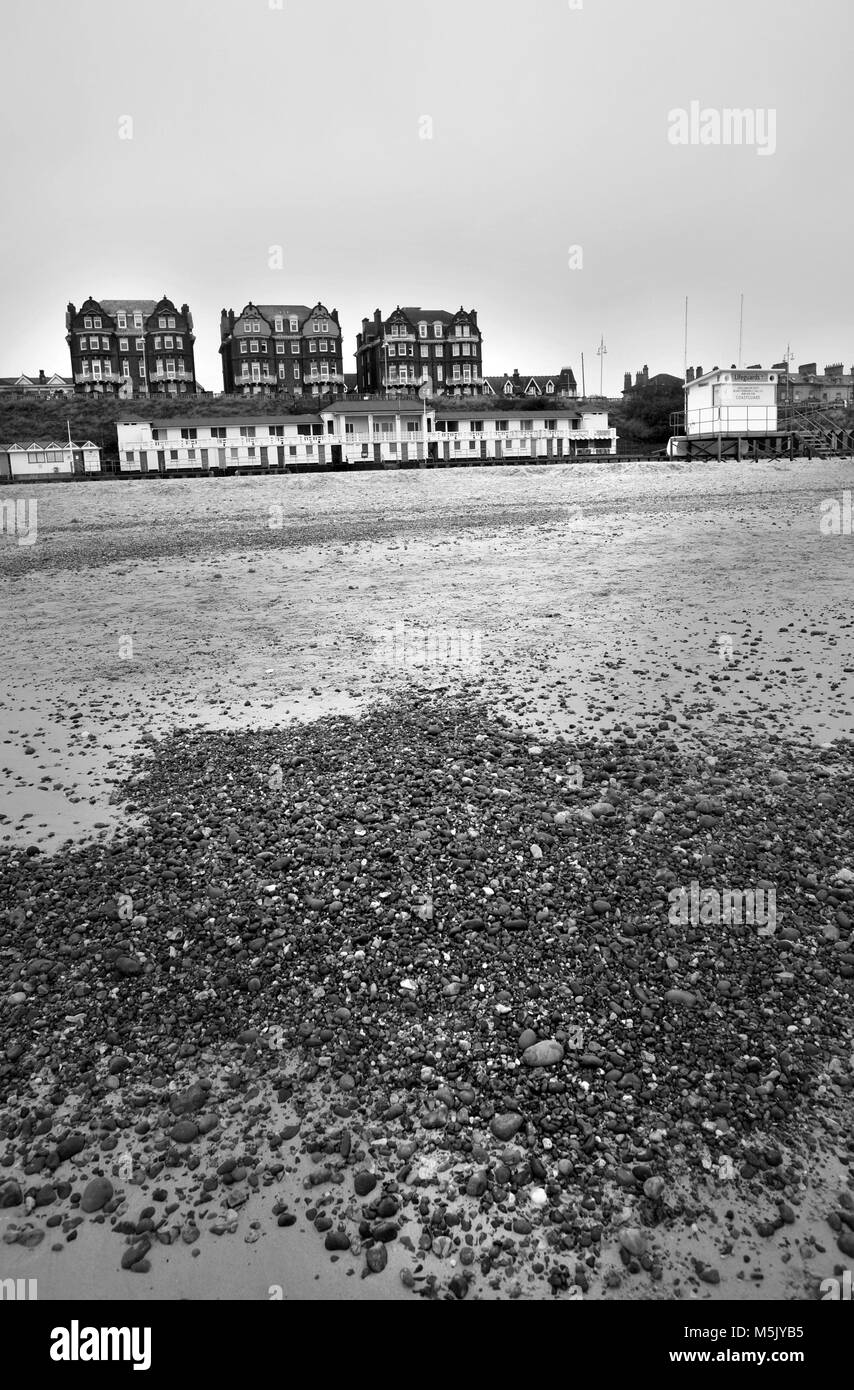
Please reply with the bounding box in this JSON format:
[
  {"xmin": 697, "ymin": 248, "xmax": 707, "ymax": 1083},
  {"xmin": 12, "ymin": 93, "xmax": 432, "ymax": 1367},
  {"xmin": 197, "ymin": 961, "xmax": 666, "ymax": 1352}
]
[
  {"xmin": 619, "ymin": 1228, "xmax": 648, "ymax": 1257},
  {"xmin": 491, "ymin": 1113, "xmax": 524, "ymax": 1141},
  {"xmin": 354, "ymin": 1172, "xmax": 378, "ymax": 1197},
  {"xmin": 81, "ymin": 1177, "xmax": 114, "ymax": 1213},
  {"xmin": 366, "ymin": 1244, "xmax": 388, "ymax": 1274},
  {"xmin": 664, "ymin": 989, "xmax": 697, "ymax": 1007},
  {"xmin": 116, "ymin": 955, "xmax": 143, "ymax": 976},
  {"xmin": 57, "ymin": 1134, "xmax": 86, "ymax": 1161},
  {"xmin": 169, "ymin": 1083, "xmax": 206, "ymax": 1117},
  {"xmin": 169, "ymin": 1120, "xmax": 199, "ymax": 1144},
  {"xmin": 522, "ymin": 1040, "xmax": 564, "ymax": 1068}
]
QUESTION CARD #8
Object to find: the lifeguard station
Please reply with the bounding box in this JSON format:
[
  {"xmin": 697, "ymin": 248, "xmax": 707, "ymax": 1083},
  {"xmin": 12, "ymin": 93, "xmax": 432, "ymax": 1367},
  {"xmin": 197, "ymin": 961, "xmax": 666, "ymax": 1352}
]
[{"xmin": 667, "ymin": 367, "xmax": 853, "ymax": 459}]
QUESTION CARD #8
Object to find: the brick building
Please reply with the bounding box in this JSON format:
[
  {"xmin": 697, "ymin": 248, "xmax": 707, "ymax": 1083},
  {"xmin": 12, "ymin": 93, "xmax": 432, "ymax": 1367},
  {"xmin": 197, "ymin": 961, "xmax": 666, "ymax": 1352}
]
[
  {"xmin": 65, "ymin": 296, "xmax": 198, "ymax": 397},
  {"xmin": 772, "ymin": 361, "xmax": 854, "ymax": 408},
  {"xmin": 356, "ymin": 307, "xmax": 483, "ymax": 397},
  {"xmin": 219, "ymin": 302, "xmax": 345, "ymax": 398}
]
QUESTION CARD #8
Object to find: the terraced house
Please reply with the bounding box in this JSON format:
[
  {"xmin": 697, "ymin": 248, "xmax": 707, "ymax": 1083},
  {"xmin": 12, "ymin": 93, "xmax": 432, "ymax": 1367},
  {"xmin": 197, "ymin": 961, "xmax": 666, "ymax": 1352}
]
[
  {"xmin": 219, "ymin": 303, "xmax": 345, "ymax": 397},
  {"xmin": 65, "ymin": 296, "xmax": 198, "ymax": 396},
  {"xmin": 355, "ymin": 307, "xmax": 483, "ymax": 397}
]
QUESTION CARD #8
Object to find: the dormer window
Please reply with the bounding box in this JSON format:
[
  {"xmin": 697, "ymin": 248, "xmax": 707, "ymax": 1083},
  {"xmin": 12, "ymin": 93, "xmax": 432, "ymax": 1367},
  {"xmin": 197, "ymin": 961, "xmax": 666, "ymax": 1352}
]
[
  {"xmin": 434, "ymin": 322, "xmax": 443, "ymax": 338},
  {"xmin": 419, "ymin": 322, "xmax": 427, "ymax": 338},
  {"xmin": 289, "ymin": 317, "xmax": 299, "ymax": 332},
  {"xmin": 83, "ymin": 317, "xmax": 92, "ymax": 328},
  {"xmin": 274, "ymin": 317, "xmax": 283, "ymax": 332},
  {"xmin": 504, "ymin": 382, "xmax": 513, "ymax": 394},
  {"xmin": 168, "ymin": 317, "xmax": 175, "ymax": 329},
  {"xmin": 117, "ymin": 313, "xmax": 127, "ymax": 329},
  {"xmin": 134, "ymin": 314, "xmax": 143, "ymax": 329},
  {"xmin": 93, "ymin": 316, "xmax": 102, "ymax": 328},
  {"xmin": 159, "ymin": 317, "xmax": 167, "ymax": 328}
]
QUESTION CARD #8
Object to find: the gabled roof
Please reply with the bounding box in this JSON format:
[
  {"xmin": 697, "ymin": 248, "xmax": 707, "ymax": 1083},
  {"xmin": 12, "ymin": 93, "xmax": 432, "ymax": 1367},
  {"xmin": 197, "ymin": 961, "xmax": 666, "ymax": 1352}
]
[{"xmin": 2, "ymin": 439, "xmax": 96, "ymax": 451}]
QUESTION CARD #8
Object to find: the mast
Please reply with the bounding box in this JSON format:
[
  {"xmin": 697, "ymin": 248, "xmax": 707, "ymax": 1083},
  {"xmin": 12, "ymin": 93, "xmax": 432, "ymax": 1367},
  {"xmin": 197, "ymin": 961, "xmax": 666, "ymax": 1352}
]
[{"xmin": 737, "ymin": 292, "xmax": 744, "ymax": 369}]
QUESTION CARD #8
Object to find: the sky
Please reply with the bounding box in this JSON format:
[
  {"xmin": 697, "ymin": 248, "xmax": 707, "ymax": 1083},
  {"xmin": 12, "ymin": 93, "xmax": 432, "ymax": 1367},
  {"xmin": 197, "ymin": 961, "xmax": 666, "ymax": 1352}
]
[{"xmin": 1, "ymin": 0, "xmax": 851, "ymax": 395}]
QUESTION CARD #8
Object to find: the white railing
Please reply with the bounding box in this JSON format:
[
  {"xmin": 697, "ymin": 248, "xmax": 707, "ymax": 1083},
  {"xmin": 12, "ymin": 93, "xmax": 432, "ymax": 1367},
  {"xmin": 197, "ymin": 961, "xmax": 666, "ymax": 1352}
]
[{"xmin": 686, "ymin": 405, "xmax": 778, "ymax": 436}]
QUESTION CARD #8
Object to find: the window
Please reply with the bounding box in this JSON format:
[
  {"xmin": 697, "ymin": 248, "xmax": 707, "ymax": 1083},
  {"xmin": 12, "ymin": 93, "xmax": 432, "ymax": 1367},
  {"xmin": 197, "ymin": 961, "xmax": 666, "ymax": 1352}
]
[
  {"xmin": 156, "ymin": 359, "xmax": 163, "ymax": 373},
  {"xmin": 309, "ymin": 340, "xmax": 317, "ymax": 353},
  {"xmin": 546, "ymin": 419, "xmax": 557, "ymax": 431},
  {"xmin": 251, "ymin": 363, "xmax": 261, "ymax": 381},
  {"xmin": 388, "ymin": 344, "xmax": 396, "ymax": 357},
  {"xmin": 437, "ymin": 366, "xmax": 444, "ymax": 382},
  {"xmin": 420, "ymin": 345, "xmax": 429, "ymax": 358},
  {"xmin": 453, "ymin": 366, "xmax": 461, "ymax": 381},
  {"xmin": 240, "ymin": 341, "xmax": 247, "ymax": 354},
  {"xmin": 320, "ymin": 361, "xmax": 330, "ymax": 379},
  {"xmin": 210, "ymin": 427, "xmax": 226, "ymax": 440},
  {"xmin": 101, "ymin": 338, "xmax": 109, "ymax": 351},
  {"xmin": 81, "ymin": 360, "xmax": 90, "ymax": 375},
  {"xmin": 166, "ymin": 359, "xmax": 175, "ymax": 374},
  {"xmin": 93, "ymin": 317, "xmax": 102, "ymax": 328},
  {"xmin": 139, "ymin": 360, "xmax": 146, "ymax": 377},
  {"xmin": 117, "ymin": 313, "xmax": 127, "ymax": 329},
  {"xmin": 250, "ymin": 340, "xmax": 259, "ymax": 353},
  {"xmin": 240, "ymin": 427, "xmax": 256, "ymax": 438},
  {"xmin": 134, "ymin": 313, "xmax": 143, "ymax": 329},
  {"xmin": 92, "ymin": 361, "xmax": 102, "ymax": 379},
  {"xmin": 164, "ymin": 337, "xmax": 173, "ymax": 350},
  {"xmin": 181, "ymin": 428, "xmax": 198, "ymax": 440},
  {"xmin": 176, "ymin": 336, "xmax": 183, "ymax": 349},
  {"xmin": 290, "ymin": 342, "xmax": 299, "ymax": 355},
  {"xmin": 168, "ymin": 317, "xmax": 176, "ymax": 329},
  {"xmin": 319, "ymin": 340, "xmax": 328, "ymax": 352},
  {"xmin": 135, "ymin": 338, "xmax": 144, "ymax": 351},
  {"xmin": 274, "ymin": 317, "xmax": 283, "ymax": 332},
  {"xmin": 279, "ymin": 364, "xmax": 286, "ymax": 378},
  {"xmin": 463, "ymin": 366, "xmax": 472, "ymax": 383},
  {"xmin": 276, "ymin": 342, "xmax": 285, "ymax": 354},
  {"xmin": 289, "ymin": 317, "xmax": 299, "ymax": 332},
  {"xmin": 435, "ymin": 345, "xmax": 442, "ymax": 357},
  {"xmin": 504, "ymin": 382, "xmax": 513, "ymax": 394},
  {"xmin": 154, "ymin": 337, "xmax": 162, "ymax": 350},
  {"xmin": 434, "ymin": 322, "xmax": 443, "ymax": 338},
  {"xmin": 293, "ymin": 365, "xmax": 300, "ymax": 380},
  {"xmin": 452, "ymin": 345, "xmax": 460, "ymax": 357},
  {"xmin": 122, "ymin": 360, "xmax": 130, "ymax": 377},
  {"xmin": 462, "ymin": 344, "xmax": 470, "ymax": 356},
  {"xmin": 83, "ymin": 316, "xmax": 92, "ymax": 329},
  {"xmin": 119, "ymin": 338, "xmax": 129, "ymax": 352},
  {"xmin": 419, "ymin": 322, "xmax": 427, "ymax": 338},
  {"xmin": 159, "ymin": 317, "xmax": 166, "ymax": 328}
]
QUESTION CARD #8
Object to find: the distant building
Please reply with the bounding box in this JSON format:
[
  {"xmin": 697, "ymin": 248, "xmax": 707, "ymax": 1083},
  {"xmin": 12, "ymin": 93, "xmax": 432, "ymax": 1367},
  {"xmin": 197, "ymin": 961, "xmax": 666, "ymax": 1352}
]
[
  {"xmin": 0, "ymin": 370, "xmax": 74, "ymax": 399},
  {"xmin": 356, "ymin": 307, "xmax": 483, "ymax": 397},
  {"xmin": 772, "ymin": 361, "xmax": 854, "ymax": 408},
  {"xmin": 0, "ymin": 439, "xmax": 101, "ymax": 479},
  {"xmin": 481, "ymin": 368, "xmax": 577, "ymax": 400},
  {"xmin": 219, "ymin": 302, "xmax": 345, "ymax": 398},
  {"xmin": 66, "ymin": 296, "xmax": 198, "ymax": 397},
  {"xmin": 624, "ymin": 366, "xmax": 684, "ymax": 393}
]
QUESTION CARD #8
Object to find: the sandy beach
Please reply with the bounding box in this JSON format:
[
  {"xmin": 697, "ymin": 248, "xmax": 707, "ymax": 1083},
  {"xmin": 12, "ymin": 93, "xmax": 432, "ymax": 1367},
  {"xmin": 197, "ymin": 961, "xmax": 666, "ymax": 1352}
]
[{"xmin": 1, "ymin": 457, "xmax": 853, "ymax": 1301}]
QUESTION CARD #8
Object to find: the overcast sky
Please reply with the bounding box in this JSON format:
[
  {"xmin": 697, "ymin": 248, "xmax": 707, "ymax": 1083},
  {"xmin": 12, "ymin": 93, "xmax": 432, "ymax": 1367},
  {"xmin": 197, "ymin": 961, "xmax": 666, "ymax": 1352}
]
[{"xmin": 1, "ymin": 0, "xmax": 850, "ymax": 393}]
